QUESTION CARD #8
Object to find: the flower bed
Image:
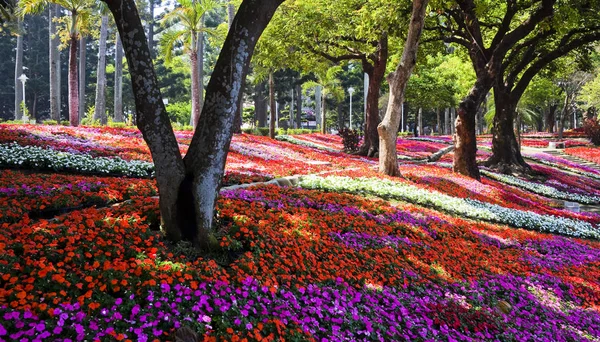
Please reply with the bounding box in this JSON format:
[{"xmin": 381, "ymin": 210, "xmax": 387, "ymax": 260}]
[{"xmin": 564, "ymin": 147, "xmax": 600, "ymax": 165}]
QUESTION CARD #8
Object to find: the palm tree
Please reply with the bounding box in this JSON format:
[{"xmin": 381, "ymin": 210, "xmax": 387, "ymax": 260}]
[
  {"xmin": 20, "ymin": 0, "xmax": 93, "ymax": 126},
  {"xmin": 160, "ymin": 0, "xmax": 219, "ymax": 129}
]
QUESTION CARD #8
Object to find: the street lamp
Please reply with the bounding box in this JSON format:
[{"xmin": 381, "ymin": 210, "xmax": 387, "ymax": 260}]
[
  {"xmin": 348, "ymin": 87, "xmax": 354, "ymax": 129},
  {"xmin": 17, "ymin": 73, "xmax": 28, "ymax": 122}
]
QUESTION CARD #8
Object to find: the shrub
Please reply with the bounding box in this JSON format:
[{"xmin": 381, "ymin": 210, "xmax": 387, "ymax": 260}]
[
  {"xmin": 60, "ymin": 120, "xmax": 70, "ymax": 126},
  {"xmin": 583, "ymin": 118, "xmax": 600, "ymax": 146},
  {"xmin": 337, "ymin": 127, "xmax": 361, "ymax": 152},
  {"xmin": 42, "ymin": 120, "xmax": 59, "ymax": 125},
  {"xmin": 109, "ymin": 122, "xmax": 127, "ymax": 128}
]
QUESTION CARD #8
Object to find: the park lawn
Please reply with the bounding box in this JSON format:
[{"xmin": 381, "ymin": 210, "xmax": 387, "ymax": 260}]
[{"xmin": 0, "ymin": 125, "xmax": 599, "ymax": 341}]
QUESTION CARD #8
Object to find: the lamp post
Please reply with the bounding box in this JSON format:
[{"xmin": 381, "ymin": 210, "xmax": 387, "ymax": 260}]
[
  {"xmin": 348, "ymin": 87, "xmax": 354, "ymax": 129},
  {"xmin": 17, "ymin": 73, "xmax": 28, "ymax": 121}
]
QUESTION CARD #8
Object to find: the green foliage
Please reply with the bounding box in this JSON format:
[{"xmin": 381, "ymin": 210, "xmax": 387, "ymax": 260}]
[
  {"xmin": 337, "ymin": 128, "xmax": 361, "ymax": 152},
  {"xmin": 108, "ymin": 122, "xmax": 128, "ymax": 129},
  {"xmin": 42, "ymin": 120, "xmax": 59, "ymax": 125},
  {"xmin": 80, "ymin": 105, "xmax": 101, "ymax": 126},
  {"xmin": 581, "ymin": 72, "xmax": 600, "ymax": 110},
  {"xmin": 165, "ymin": 101, "xmax": 192, "ymax": 125}
]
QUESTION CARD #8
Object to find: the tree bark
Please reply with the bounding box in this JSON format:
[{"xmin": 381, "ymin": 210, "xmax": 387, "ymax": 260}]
[
  {"xmin": 417, "ymin": 107, "xmax": 423, "ymax": 136},
  {"xmin": 14, "ymin": 19, "xmax": 23, "ymax": 120},
  {"xmin": 545, "ymin": 104, "xmax": 556, "ymax": 133},
  {"xmin": 114, "ymin": 34, "xmax": 123, "ymax": 122},
  {"xmin": 359, "ymin": 32, "xmax": 388, "ymax": 157},
  {"xmin": 320, "ymin": 91, "xmax": 326, "ymax": 133},
  {"xmin": 315, "ymin": 85, "xmax": 321, "ymax": 129},
  {"xmin": 68, "ymin": 34, "xmax": 79, "ymax": 126},
  {"xmin": 269, "ymin": 72, "xmax": 276, "ymax": 138},
  {"xmin": 78, "ymin": 36, "xmax": 86, "ymax": 123},
  {"xmin": 190, "ymin": 33, "xmax": 201, "ymax": 129},
  {"xmin": 377, "ymin": 0, "xmax": 427, "ymax": 176},
  {"xmin": 93, "ymin": 15, "xmax": 109, "ymax": 125},
  {"xmin": 49, "ymin": 6, "xmax": 60, "ymax": 121},
  {"xmin": 444, "ymin": 107, "xmax": 450, "ymax": 135},
  {"xmin": 147, "ymin": 0, "xmax": 155, "ymax": 57},
  {"xmin": 484, "ymin": 84, "xmax": 531, "ymax": 174},
  {"xmin": 436, "ymin": 108, "xmax": 441, "ymax": 134}
]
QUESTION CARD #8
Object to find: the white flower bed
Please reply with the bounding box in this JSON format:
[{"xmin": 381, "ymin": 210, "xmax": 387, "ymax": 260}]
[
  {"xmin": 480, "ymin": 169, "xmax": 600, "ymax": 204},
  {"xmin": 299, "ymin": 175, "xmax": 600, "ymax": 240},
  {"xmin": 0, "ymin": 143, "xmax": 154, "ymax": 178},
  {"xmin": 276, "ymin": 135, "xmax": 340, "ymax": 153}
]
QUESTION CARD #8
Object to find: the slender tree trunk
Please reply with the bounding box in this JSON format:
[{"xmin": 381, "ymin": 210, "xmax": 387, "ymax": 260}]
[
  {"xmin": 436, "ymin": 108, "xmax": 441, "ymax": 134},
  {"xmin": 546, "ymin": 104, "xmax": 556, "ymax": 133},
  {"xmin": 69, "ymin": 34, "xmax": 79, "ymax": 126},
  {"xmin": 114, "ymin": 34, "xmax": 123, "ymax": 122},
  {"xmin": 558, "ymin": 93, "xmax": 569, "ymax": 139},
  {"xmin": 444, "ymin": 108, "xmax": 450, "ymax": 135},
  {"xmin": 32, "ymin": 93, "xmax": 38, "ymax": 120},
  {"xmin": 295, "ymin": 84, "xmax": 302, "ymax": 129},
  {"xmin": 254, "ymin": 81, "xmax": 267, "ymax": 127},
  {"xmin": 93, "ymin": 16, "xmax": 109, "ymax": 125},
  {"xmin": 321, "ymin": 92, "xmax": 326, "ymax": 134},
  {"xmin": 378, "ymin": 0, "xmax": 427, "ymax": 176},
  {"xmin": 484, "ymin": 84, "xmax": 531, "ymax": 174},
  {"xmin": 359, "ymin": 33, "xmax": 388, "ymax": 157},
  {"xmin": 14, "ymin": 19, "xmax": 23, "ymax": 120},
  {"xmin": 337, "ymin": 100, "xmax": 343, "ymax": 129},
  {"xmin": 417, "ymin": 107, "xmax": 423, "ymax": 136},
  {"xmin": 450, "ymin": 107, "xmax": 456, "ymax": 135},
  {"xmin": 227, "ymin": 4, "xmax": 235, "ymax": 28},
  {"xmin": 269, "ymin": 72, "xmax": 276, "ymax": 138},
  {"xmin": 315, "ymin": 85, "xmax": 321, "ymax": 129},
  {"xmin": 196, "ymin": 15, "xmax": 205, "ymax": 125},
  {"xmin": 190, "ymin": 33, "xmax": 201, "ymax": 129},
  {"xmin": 78, "ymin": 36, "xmax": 86, "ymax": 123},
  {"xmin": 49, "ymin": 6, "xmax": 60, "ymax": 121}
]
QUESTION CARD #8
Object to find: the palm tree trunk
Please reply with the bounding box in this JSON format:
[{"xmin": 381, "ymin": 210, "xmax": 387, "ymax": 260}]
[
  {"xmin": 78, "ymin": 36, "xmax": 86, "ymax": 123},
  {"xmin": 69, "ymin": 34, "xmax": 79, "ymax": 126},
  {"xmin": 49, "ymin": 5, "xmax": 61, "ymax": 121},
  {"xmin": 93, "ymin": 15, "xmax": 109, "ymax": 125},
  {"xmin": 114, "ymin": 34, "xmax": 123, "ymax": 122},
  {"xmin": 269, "ymin": 72, "xmax": 275, "ymax": 138},
  {"xmin": 14, "ymin": 19, "xmax": 23, "ymax": 120}
]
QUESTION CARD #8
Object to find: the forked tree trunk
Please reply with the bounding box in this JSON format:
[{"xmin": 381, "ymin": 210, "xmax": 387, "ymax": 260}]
[
  {"xmin": 49, "ymin": 6, "xmax": 61, "ymax": 121},
  {"xmin": 484, "ymin": 85, "xmax": 531, "ymax": 174},
  {"xmin": 69, "ymin": 34, "xmax": 79, "ymax": 126},
  {"xmin": 79, "ymin": 36, "xmax": 86, "ymax": 123},
  {"xmin": 93, "ymin": 15, "xmax": 109, "ymax": 125},
  {"xmin": 378, "ymin": 0, "xmax": 428, "ymax": 176},
  {"xmin": 269, "ymin": 72, "xmax": 276, "ymax": 138},
  {"xmin": 14, "ymin": 19, "xmax": 23, "ymax": 120},
  {"xmin": 105, "ymin": 0, "xmax": 284, "ymax": 247},
  {"xmin": 358, "ymin": 33, "xmax": 388, "ymax": 157},
  {"xmin": 114, "ymin": 34, "xmax": 123, "ymax": 122}
]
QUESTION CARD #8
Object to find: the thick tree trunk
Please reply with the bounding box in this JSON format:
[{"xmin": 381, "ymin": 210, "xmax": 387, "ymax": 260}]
[
  {"xmin": 93, "ymin": 15, "xmax": 109, "ymax": 125},
  {"xmin": 378, "ymin": 0, "xmax": 427, "ymax": 176},
  {"xmin": 254, "ymin": 81, "xmax": 267, "ymax": 127},
  {"xmin": 269, "ymin": 72, "xmax": 276, "ymax": 138},
  {"xmin": 114, "ymin": 34, "xmax": 123, "ymax": 122},
  {"xmin": 295, "ymin": 84, "xmax": 302, "ymax": 129},
  {"xmin": 49, "ymin": 6, "xmax": 60, "ymax": 121},
  {"xmin": 545, "ymin": 104, "xmax": 556, "ymax": 133},
  {"xmin": 484, "ymin": 85, "xmax": 531, "ymax": 174},
  {"xmin": 359, "ymin": 33, "xmax": 388, "ymax": 157},
  {"xmin": 14, "ymin": 19, "xmax": 23, "ymax": 120},
  {"xmin": 78, "ymin": 36, "xmax": 86, "ymax": 123},
  {"xmin": 190, "ymin": 35, "xmax": 201, "ymax": 128},
  {"xmin": 453, "ymin": 77, "xmax": 491, "ymax": 180},
  {"xmin": 68, "ymin": 35, "xmax": 79, "ymax": 126}
]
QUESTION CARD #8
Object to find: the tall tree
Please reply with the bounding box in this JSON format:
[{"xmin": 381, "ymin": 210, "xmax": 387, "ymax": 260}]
[
  {"xmin": 104, "ymin": 0, "xmax": 283, "ymax": 247},
  {"xmin": 93, "ymin": 14, "xmax": 108, "ymax": 124},
  {"xmin": 160, "ymin": 0, "xmax": 219, "ymax": 129},
  {"xmin": 378, "ymin": 0, "xmax": 428, "ymax": 176},
  {"xmin": 78, "ymin": 35, "xmax": 85, "ymax": 123},
  {"xmin": 13, "ymin": 17, "xmax": 23, "ymax": 120},
  {"xmin": 113, "ymin": 32, "xmax": 123, "ymax": 121},
  {"xmin": 20, "ymin": 0, "xmax": 94, "ymax": 126},
  {"xmin": 431, "ymin": 0, "xmax": 556, "ymax": 179},
  {"xmin": 49, "ymin": 4, "xmax": 60, "ymax": 121}
]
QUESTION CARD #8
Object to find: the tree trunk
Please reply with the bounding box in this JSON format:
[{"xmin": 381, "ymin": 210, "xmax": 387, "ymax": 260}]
[
  {"xmin": 269, "ymin": 72, "xmax": 276, "ymax": 138},
  {"xmin": 68, "ymin": 34, "xmax": 79, "ymax": 126},
  {"xmin": 450, "ymin": 107, "xmax": 456, "ymax": 135},
  {"xmin": 93, "ymin": 15, "xmax": 109, "ymax": 125},
  {"xmin": 378, "ymin": 0, "xmax": 427, "ymax": 176},
  {"xmin": 436, "ymin": 108, "xmax": 441, "ymax": 134},
  {"xmin": 545, "ymin": 104, "xmax": 556, "ymax": 133},
  {"xmin": 147, "ymin": 0, "xmax": 155, "ymax": 57},
  {"xmin": 114, "ymin": 34, "xmax": 123, "ymax": 122},
  {"xmin": 254, "ymin": 81, "xmax": 267, "ymax": 127},
  {"xmin": 14, "ymin": 19, "xmax": 23, "ymax": 120},
  {"xmin": 190, "ymin": 33, "xmax": 201, "ymax": 129},
  {"xmin": 198, "ymin": 15, "xmax": 205, "ymax": 123},
  {"xmin": 315, "ymin": 85, "xmax": 321, "ymax": 129},
  {"xmin": 453, "ymin": 77, "xmax": 491, "ymax": 180},
  {"xmin": 359, "ymin": 33, "xmax": 388, "ymax": 157},
  {"xmin": 444, "ymin": 107, "xmax": 450, "ymax": 135},
  {"xmin": 337, "ymin": 100, "xmax": 343, "ymax": 129},
  {"xmin": 484, "ymin": 85, "xmax": 531, "ymax": 174},
  {"xmin": 321, "ymin": 92, "xmax": 326, "ymax": 133},
  {"xmin": 417, "ymin": 107, "xmax": 423, "ymax": 136},
  {"xmin": 558, "ymin": 93, "xmax": 569, "ymax": 139},
  {"xmin": 295, "ymin": 84, "xmax": 302, "ymax": 129},
  {"xmin": 227, "ymin": 4, "xmax": 235, "ymax": 28},
  {"xmin": 49, "ymin": 6, "xmax": 60, "ymax": 121},
  {"xmin": 78, "ymin": 36, "xmax": 86, "ymax": 123}
]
